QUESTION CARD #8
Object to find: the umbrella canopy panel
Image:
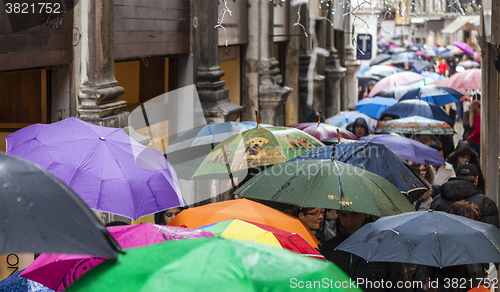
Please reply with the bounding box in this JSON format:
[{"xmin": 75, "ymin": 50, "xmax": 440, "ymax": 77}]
[
  {"xmin": 65, "ymin": 238, "xmax": 362, "ymax": 292},
  {"xmin": 381, "ymin": 99, "xmax": 454, "ymax": 124},
  {"xmin": 336, "ymin": 210, "xmax": 500, "ymax": 267},
  {"xmin": 0, "ymin": 153, "xmax": 121, "ymax": 258},
  {"xmin": 192, "ymin": 126, "xmax": 324, "ymax": 179},
  {"xmin": 289, "ymin": 142, "xmax": 428, "ymax": 203},
  {"xmin": 235, "ymin": 160, "xmax": 416, "ymax": 217},
  {"xmin": 375, "ymin": 116, "xmax": 455, "ymax": 135},
  {"xmin": 6, "ymin": 117, "xmax": 185, "ymax": 220},
  {"xmin": 167, "ymin": 198, "xmax": 320, "ymax": 248},
  {"xmin": 360, "ymin": 134, "xmax": 445, "ymax": 165}
]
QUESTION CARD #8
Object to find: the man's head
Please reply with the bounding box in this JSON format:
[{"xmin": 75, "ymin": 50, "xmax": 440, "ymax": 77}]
[
  {"xmin": 352, "ymin": 118, "xmax": 369, "ymax": 138},
  {"xmin": 456, "ymin": 164, "xmax": 479, "ymax": 185},
  {"xmin": 337, "ymin": 210, "xmax": 368, "ymax": 235}
]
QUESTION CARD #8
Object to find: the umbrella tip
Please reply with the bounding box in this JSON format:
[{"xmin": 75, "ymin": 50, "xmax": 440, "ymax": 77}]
[{"xmin": 318, "ymin": 110, "xmax": 322, "ymax": 125}]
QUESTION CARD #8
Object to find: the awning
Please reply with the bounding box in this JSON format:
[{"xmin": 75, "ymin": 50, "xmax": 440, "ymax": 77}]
[{"xmin": 441, "ymin": 15, "xmax": 480, "ymax": 34}]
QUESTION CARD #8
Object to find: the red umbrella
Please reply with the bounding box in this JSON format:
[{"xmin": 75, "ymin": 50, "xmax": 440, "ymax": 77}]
[
  {"xmin": 369, "ymin": 72, "xmax": 426, "ymax": 97},
  {"xmin": 448, "ymin": 69, "xmax": 481, "ymax": 91},
  {"xmin": 288, "ymin": 119, "xmax": 359, "ymax": 140}
]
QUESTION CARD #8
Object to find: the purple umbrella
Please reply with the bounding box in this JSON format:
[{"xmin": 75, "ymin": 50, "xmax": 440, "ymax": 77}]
[
  {"xmin": 452, "ymin": 41, "xmax": 474, "ymax": 57},
  {"xmin": 6, "ymin": 117, "xmax": 184, "ymax": 220},
  {"xmin": 360, "ymin": 134, "xmax": 445, "ymax": 165}
]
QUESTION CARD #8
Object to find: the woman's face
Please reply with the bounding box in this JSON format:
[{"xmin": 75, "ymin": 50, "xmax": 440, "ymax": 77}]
[
  {"xmin": 299, "ymin": 208, "xmax": 323, "ymax": 231},
  {"xmin": 413, "ymin": 165, "xmax": 427, "ymax": 179},
  {"xmin": 418, "ymin": 134, "xmax": 431, "ymax": 144},
  {"xmin": 457, "ymin": 155, "xmax": 470, "ymax": 165},
  {"xmin": 162, "ymin": 207, "xmax": 183, "ymax": 225}
]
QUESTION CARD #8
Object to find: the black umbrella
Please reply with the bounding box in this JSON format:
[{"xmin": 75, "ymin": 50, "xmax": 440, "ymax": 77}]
[
  {"xmin": 336, "ymin": 210, "xmax": 500, "ymax": 267},
  {"xmin": 289, "ymin": 141, "xmax": 427, "ymax": 203},
  {"xmin": 412, "ymin": 61, "xmax": 433, "ymax": 73},
  {"xmin": 374, "ymin": 85, "xmax": 414, "ymax": 100},
  {"xmin": 370, "ymin": 54, "xmax": 391, "ymax": 66},
  {"xmin": 381, "ymin": 99, "xmax": 454, "ymax": 124},
  {"xmin": 0, "ymin": 152, "xmax": 121, "ymax": 258}
]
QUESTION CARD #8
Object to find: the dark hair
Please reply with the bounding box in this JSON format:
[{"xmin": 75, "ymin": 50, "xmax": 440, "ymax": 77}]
[
  {"xmin": 446, "ymin": 200, "xmax": 481, "ymax": 220},
  {"xmin": 428, "ymin": 144, "xmax": 442, "ymax": 152},
  {"xmin": 105, "ymin": 221, "xmax": 129, "ymax": 227}
]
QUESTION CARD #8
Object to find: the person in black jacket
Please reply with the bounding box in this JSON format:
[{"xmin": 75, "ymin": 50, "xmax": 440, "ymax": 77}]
[
  {"xmin": 430, "ymin": 164, "xmax": 499, "ymax": 228},
  {"xmin": 320, "ymin": 211, "xmax": 412, "ymax": 292},
  {"xmin": 446, "ymin": 142, "xmax": 485, "ymax": 193}
]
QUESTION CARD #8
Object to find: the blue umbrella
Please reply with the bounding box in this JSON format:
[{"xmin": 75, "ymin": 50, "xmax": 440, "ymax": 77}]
[
  {"xmin": 355, "ymin": 97, "xmax": 397, "ymax": 119},
  {"xmin": 360, "ymin": 134, "xmax": 445, "ymax": 165},
  {"xmin": 369, "ymin": 53, "xmax": 392, "ymax": 66},
  {"xmin": 391, "ymin": 52, "xmax": 418, "ymax": 63},
  {"xmin": 327, "ymin": 111, "xmax": 376, "ymax": 132},
  {"xmin": 289, "ymin": 141, "xmax": 427, "ymax": 203},
  {"xmin": 420, "ymin": 71, "xmax": 445, "ymax": 80},
  {"xmin": 337, "ymin": 210, "xmax": 500, "ymax": 267},
  {"xmin": 164, "ymin": 121, "xmax": 271, "ymax": 179},
  {"xmin": 0, "ymin": 270, "xmax": 54, "ymax": 292},
  {"xmin": 381, "ymin": 99, "xmax": 453, "ymax": 124},
  {"xmin": 398, "ymin": 85, "xmax": 462, "ymax": 106},
  {"xmin": 356, "ymin": 65, "xmax": 371, "ymax": 77},
  {"xmin": 412, "ymin": 61, "xmax": 433, "ymax": 73}
]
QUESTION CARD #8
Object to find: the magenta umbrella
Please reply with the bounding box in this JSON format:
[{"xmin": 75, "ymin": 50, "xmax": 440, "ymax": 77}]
[
  {"xmin": 368, "ymin": 72, "xmax": 426, "ymax": 97},
  {"xmin": 452, "ymin": 41, "xmax": 474, "ymax": 57},
  {"xmin": 287, "ymin": 122, "xmax": 359, "ymax": 140},
  {"xmin": 21, "ymin": 223, "xmax": 214, "ymax": 291},
  {"xmin": 6, "ymin": 117, "xmax": 185, "ymax": 220}
]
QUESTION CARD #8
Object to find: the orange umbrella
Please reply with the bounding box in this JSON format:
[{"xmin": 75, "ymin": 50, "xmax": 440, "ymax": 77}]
[{"xmin": 168, "ymin": 198, "xmax": 319, "ymax": 248}]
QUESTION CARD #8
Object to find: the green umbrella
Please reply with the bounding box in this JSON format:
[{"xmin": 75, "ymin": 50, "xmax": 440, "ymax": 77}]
[
  {"xmin": 192, "ymin": 126, "xmax": 324, "ymax": 179},
  {"xmin": 66, "ymin": 238, "xmax": 362, "ymax": 292},
  {"xmin": 234, "ymin": 160, "xmax": 415, "ymax": 217}
]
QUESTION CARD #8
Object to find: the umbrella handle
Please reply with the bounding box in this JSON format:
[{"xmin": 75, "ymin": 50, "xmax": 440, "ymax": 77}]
[{"xmin": 337, "ymin": 129, "xmax": 341, "ymax": 144}]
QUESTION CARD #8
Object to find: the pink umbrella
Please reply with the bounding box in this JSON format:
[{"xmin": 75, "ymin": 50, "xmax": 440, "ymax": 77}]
[
  {"xmin": 368, "ymin": 72, "xmax": 426, "ymax": 97},
  {"xmin": 389, "ymin": 44, "xmax": 398, "ymax": 49},
  {"xmin": 287, "ymin": 122, "xmax": 359, "ymax": 140},
  {"xmin": 474, "ymin": 52, "xmax": 481, "ymax": 62},
  {"xmin": 21, "ymin": 223, "xmax": 214, "ymax": 291},
  {"xmin": 448, "ymin": 69, "xmax": 481, "ymax": 91},
  {"xmin": 452, "ymin": 41, "xmax": 474, "ymax": 57}
]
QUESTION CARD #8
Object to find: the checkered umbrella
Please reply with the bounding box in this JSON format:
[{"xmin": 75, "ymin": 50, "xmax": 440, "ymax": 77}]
[{"xmin": 448, "ymin": 69, "xmax": 481, "ymax": 91}]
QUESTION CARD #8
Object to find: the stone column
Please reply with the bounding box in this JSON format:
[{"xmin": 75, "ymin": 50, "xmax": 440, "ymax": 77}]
[
  {"xmin": 297, "ymin": 3, "xmax": 325, "ymax": 122},
  {"xmin": 285, "ymin": 4, "xmax": 300, "ymax": 125},
  {"xmin": 324, "ymin": 1, "xmax": 346, "ymax": 118},
  {"xmin": 192, "ymin": 0, "xmax": 242, "ymax": 124},
  {"xmin": 342, "ymin": 10, "xmax": 361, "ymax": 111},
  {"xmin": 245, "ymin": 0, "xmax": 292, "ymax": 126},
  {"xmin": 73, "ymin": 0, "xmax": 128, "ymax": 128}
]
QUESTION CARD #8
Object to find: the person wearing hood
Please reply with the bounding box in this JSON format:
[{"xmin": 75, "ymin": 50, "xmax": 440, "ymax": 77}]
[
  {"xmin": 430, "ymin": 164, "xmax": 499, "ymax": 228},
  {"xmin": 351, "ymin": 117, "xmax": 370, "ymax": 138},
  {"xmin": 446, "ymin": 142, "xmax": 484, "ymax": 192}
]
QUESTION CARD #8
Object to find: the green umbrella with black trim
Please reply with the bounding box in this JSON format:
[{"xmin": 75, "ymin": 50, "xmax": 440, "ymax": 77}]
[
  {"xmin": 235, "ymin": 159, "xmax": 415, "ymax": 217},
  {"xmin": 66, "ymin": 238, "xmax": 362, "ymax": 292}
]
